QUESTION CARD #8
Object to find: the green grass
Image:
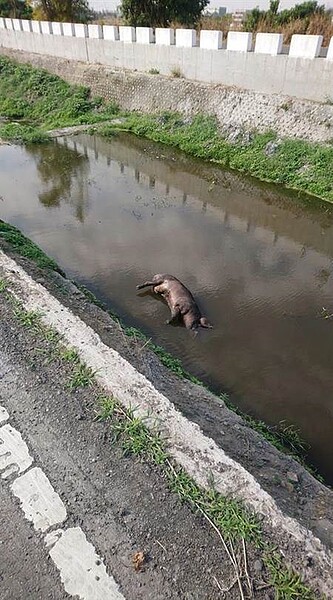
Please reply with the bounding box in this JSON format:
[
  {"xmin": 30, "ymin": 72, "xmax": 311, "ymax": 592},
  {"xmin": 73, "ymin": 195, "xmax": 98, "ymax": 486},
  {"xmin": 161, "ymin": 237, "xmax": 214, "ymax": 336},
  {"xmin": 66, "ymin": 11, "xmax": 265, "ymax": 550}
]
[
  {"xmin": 0, "ymin": 122, "xmax": 50, "ymax": 144},
  {"xmin": 0, "ymin": 278, "xmax": 7, "ymax": 292},
  {"xmin": 13, "ymin": 308, "xmax": 42, "ymax": 328},
  {"xmin": 265, "ymin": 552, "xmax": 316, "ymax": 600},
  {"xmin": 96, "ymin": 395, "xmax": 260, "ymax": 542},
  {"xmin": 8, "ymin": 294, "xmax": 43, "ymax": 330},
  {"xmin": 124, "ymin": 325, "xmax": 202, "ymax": 384},
  {"xmin": 95, "ymin": 395, "xmax": 318, "ymax": 599},
  {"xmin": 0, "ymin": 56, "xmax": 120, "ymax": 138},
  {"xmin": 0, "ymin": 220, "xmax": 62, "ymax": 271},
  {"xmin": 99, "ymin": 112, "xmax": 333, "ymax": 203},
  {"xmin": 222, "ymin": 392, "xmax": 306, "ymax": 456},
  {"xmin": 60, "ymin": 347, "xmax": 80, "ymax": 363},
  {"xmin": 67, "ymin": 362, "xmax": 96, "ymax": 391},
  {"xmin": 42, "ymin": 327, "xmax": 62, "ymax": 344},
  {"xmin": 221, "ymin": 392, "xmax": 325, "ymax": 482},
  {"xmin": 170, "ymin": 66, "xmax": 183, "ymax": 78}
]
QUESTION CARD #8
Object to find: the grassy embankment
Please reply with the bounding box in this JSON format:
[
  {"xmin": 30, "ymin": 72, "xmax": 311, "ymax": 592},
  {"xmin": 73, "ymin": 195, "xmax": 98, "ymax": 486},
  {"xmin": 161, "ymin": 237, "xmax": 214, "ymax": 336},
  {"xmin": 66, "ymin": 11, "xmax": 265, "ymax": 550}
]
[
  {"xmin": 98, "ymin": 114, "xmax": 333, "ymax": 203},
  {"xmin": 0, "ymin": 56, "xmax": 120, "ymax": 143},
  {"xmin": 0, "ymin": 56, "xmax": 333, "ymax": 202}
]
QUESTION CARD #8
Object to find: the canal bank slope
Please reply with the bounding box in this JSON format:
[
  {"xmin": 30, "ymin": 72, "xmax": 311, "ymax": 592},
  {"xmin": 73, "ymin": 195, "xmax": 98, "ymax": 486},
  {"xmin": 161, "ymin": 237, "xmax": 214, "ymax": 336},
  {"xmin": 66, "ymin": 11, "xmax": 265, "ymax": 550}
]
[
  {"xmin": 0, "ymin": 231, "xmax": 333, "ymax": 598},
  {"xmin": 1, "ymin": 47, "xmax": 333, "ymax": 145},
  {"xmin": 0, "ymin": 52, "xmax": 333, "ymax": 203}
]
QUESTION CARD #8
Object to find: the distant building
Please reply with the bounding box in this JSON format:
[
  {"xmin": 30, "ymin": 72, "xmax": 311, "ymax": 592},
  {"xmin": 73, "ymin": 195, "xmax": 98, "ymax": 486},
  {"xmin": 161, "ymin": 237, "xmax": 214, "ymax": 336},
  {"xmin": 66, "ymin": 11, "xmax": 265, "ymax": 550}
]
[
  {"xmin": 230, "ymin": 10, "xmax": 245, "ymax": 29},
  {"xmin": 88, "ymin": 1, "xmax": 119, "ymax": 14},
  {"xmin": 204, "ymin": 6, "xmax": 227, "ymax": 17}
]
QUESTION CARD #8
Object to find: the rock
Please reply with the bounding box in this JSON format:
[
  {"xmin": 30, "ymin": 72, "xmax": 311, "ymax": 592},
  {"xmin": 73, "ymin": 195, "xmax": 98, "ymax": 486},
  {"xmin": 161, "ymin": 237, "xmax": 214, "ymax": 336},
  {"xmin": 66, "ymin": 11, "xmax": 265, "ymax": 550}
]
[
  {"xmin": 283, "ymin": 480, "xmax": 295, "ymax": 493},
  {"xmin": 227, "ymin": 127, "xmax": 253, "ymax": 146},
  {"xmin": 264, "ymin": 140, "xmax": 280, "ymax": 156},
  {"xmin": 304, "ymin": 554, "xmax": 313, "ymax": 567},
  {"xmin": 287, "ymin": 471, "xmax": 299, "ymax": 483},
  {"xmin": 254, "ymin": 559, "xmax": 263, "ymax": 573},
  {"xmin": 298, "ymin": 163, "xmax": 311, "ymax": 174},
  {"xmin": 313, "ymin": 518, "xmax": 333, "ymax": 548}
]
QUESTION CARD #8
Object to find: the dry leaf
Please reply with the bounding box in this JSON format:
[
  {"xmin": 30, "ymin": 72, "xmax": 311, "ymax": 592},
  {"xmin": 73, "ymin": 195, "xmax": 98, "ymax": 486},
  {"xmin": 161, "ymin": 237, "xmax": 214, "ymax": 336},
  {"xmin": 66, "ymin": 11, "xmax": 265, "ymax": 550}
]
[{"xmin": 133, "ymin": 551, "xmax": 146, "ymax": 572}]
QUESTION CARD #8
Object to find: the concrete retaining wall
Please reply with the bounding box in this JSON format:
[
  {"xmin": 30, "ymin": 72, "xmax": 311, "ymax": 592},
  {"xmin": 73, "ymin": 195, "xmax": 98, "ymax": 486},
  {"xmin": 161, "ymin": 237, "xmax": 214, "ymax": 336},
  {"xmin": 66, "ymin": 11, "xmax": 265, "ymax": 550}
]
[{"xmin": 0, "ymin": 18, "xmax": 333, "ymax": 102}]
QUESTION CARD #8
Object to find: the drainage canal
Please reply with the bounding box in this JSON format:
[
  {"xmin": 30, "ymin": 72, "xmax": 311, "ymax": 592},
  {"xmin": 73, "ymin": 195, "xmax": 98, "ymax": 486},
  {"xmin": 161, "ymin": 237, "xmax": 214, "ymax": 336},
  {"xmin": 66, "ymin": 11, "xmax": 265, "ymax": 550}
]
[{"xmin": 1, "ymin": 132, "xmax": 333, "ymax": 482}]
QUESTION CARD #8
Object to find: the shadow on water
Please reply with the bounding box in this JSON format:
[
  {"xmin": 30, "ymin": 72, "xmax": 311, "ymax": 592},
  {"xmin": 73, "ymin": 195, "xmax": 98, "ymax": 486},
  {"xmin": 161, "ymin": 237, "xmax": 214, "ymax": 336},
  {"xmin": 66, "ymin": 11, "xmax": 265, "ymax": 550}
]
[{"xmin": 1, "ymin": 132, "xmax": 333, "ymax": 483}]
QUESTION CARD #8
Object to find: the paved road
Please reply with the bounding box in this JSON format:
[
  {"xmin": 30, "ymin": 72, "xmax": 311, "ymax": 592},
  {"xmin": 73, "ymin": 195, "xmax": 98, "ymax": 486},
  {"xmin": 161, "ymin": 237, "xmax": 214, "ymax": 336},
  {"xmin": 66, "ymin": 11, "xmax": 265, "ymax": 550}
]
[
  {"xmin": 0, "ymin": 482, "xmax": 69, "ymax": 600},
  {"xmin": 0, "ymin": 295, "xmax": 236, "ymax": 600}
]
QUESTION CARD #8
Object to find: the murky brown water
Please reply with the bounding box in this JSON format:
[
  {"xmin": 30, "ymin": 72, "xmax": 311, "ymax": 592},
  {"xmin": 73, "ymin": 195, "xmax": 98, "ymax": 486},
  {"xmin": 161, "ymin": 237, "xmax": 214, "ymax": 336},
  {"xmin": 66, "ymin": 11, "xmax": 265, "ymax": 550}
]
[{"xmin": 1, "ymin": 133, "xmax": 333, "ymax": 482}]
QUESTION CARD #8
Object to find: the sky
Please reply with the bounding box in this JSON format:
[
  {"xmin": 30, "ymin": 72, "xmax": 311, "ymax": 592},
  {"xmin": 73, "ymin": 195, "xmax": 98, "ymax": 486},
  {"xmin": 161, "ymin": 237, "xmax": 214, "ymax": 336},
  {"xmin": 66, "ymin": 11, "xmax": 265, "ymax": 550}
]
[{"xmin": 89, "ymin": 0, "xmax": 333, "ymax": 13}]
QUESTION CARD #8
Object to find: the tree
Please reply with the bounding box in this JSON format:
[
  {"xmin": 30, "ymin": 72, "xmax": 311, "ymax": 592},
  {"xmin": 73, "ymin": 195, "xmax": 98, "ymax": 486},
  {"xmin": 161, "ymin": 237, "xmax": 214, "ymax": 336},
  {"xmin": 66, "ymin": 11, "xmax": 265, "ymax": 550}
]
[
  {"xmin": 277, "ymin": 1, "xmax": 324, "ymax": 24},
  {"xmin": 32, "ymin": 0, "xmax": 94, "ymax": 23},
  {"xmin": 120, "ymin": 0, "xmax": 209, "ymax": 28},
  {"xmin": 0, "ymin": 0, "xmax": 32, "ymax": 18},
  {"xmin": 268, "ymin": 0, "xmax": 280, "ymax": 16},
  {"xmin": 243, "ymin": 7, "xmax": 264, "ymax": 32}
]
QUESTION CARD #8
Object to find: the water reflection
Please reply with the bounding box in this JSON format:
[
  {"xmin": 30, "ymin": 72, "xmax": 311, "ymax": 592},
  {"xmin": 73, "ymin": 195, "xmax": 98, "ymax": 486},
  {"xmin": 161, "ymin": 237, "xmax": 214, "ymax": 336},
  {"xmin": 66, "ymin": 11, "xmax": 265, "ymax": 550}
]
[
  {"xmin": 1, "ymin": 133, "xmax": 333, "ymax": 482},
  {"xmin": 26, "ymin": 142, "xmax": 90, "ymax": 222}
]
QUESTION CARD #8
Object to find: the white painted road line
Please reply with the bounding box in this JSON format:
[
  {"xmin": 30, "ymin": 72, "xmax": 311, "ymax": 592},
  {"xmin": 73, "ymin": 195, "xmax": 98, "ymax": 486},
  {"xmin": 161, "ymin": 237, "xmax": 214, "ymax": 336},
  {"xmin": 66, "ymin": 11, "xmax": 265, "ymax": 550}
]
[
  {"xmin": 0, "ymin": 416, "xmax": 126, "ymax": 598},
  {"xmin": 45, "ymin": 527, "xmax": 125, "ymax": 600},
  {"xmin": 0, "ymin": 423, "xmax": 33, "ymax": 479},
  {"xmin": 0, "ymin": 405, "xmax": 9, "ymax": 423},
  {"xmin": 11, "ymin": 466, "xmax": 67, "ymax": 532}
]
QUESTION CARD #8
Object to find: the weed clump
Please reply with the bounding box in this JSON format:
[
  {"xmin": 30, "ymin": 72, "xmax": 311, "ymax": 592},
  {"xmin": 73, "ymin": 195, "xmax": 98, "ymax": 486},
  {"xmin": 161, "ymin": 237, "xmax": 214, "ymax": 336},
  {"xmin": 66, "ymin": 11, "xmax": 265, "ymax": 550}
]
[
  {"xmin": 0, "ymin": 122, "xmax": 49, "ymax": 144},
  {"xmin": 0, "ymin": 56, "xmax": 120, "ymax": 137}
]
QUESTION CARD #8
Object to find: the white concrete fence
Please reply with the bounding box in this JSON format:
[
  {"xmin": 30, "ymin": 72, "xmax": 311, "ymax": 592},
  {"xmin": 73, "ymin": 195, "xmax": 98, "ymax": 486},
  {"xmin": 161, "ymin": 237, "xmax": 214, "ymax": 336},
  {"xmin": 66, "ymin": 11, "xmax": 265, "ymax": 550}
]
[{"xmin": 1, "ymin": 17, "xmax": 333, "ymax": 102}]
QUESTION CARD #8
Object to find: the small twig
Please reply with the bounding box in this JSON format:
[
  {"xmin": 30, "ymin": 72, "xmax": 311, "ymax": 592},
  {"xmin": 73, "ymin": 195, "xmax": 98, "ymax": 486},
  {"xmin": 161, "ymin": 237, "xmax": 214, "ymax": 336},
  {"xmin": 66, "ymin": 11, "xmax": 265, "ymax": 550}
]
[
  {"xmin": 213, "ymin": 575, "xmax": 223, "ymax": 592},
  {"xmin": 242, "ymin": 538, "xmax": 254, "ymax": 598},
  {"xmin": 198, "ymin": 508, "xmax": 245, "ymax": 600},
  {"xmin": 140, "ymin": 338, "xmax": 152, "ymax": 352},
  {"xmin": 155, "ymin": 539, "xmax": 167, "ymax": 553},
  {"xmin": 230, "ymin": 538, "xmax": 246, "ymax": 600},
  {"xmin": 213, "ymin": 574, "xmax": 238, "ymax": 593}
]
